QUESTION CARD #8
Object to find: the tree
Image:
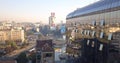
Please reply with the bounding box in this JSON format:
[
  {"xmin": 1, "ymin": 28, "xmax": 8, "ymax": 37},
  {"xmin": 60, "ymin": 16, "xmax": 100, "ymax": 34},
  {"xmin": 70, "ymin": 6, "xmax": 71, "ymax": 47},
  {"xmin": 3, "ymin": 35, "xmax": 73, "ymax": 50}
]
[
  {"xmin": 10, "ymin": 41, "xmax": 18, "ymax": 49},
  {"xmin": 16, "ymin": 52, "xmax": 28, "ymax": 63},
  {"xmin": 38, "ymin": 34, "xmax": 42, "ymax": 39},
  {"xmin": 6, "ymin": 40, "xmax": 18, "ymax": 50},
  {"xmin": 28, "ymin": 53, "xmax": 36, "ymax": 63}
]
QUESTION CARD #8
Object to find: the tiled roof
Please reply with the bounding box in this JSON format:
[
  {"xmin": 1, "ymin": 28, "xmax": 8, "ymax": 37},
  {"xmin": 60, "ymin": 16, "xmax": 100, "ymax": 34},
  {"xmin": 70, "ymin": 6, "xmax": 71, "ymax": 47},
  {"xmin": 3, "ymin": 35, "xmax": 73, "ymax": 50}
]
[{"xmin": 36, "ymin": 39, "xmax": 54, "ymax": 52}]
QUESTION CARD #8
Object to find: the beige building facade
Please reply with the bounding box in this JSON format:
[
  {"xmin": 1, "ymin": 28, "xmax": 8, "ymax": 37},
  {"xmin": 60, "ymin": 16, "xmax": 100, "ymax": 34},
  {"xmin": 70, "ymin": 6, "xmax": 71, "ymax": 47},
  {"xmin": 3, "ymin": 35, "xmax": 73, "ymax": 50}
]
[{"xmin": 0, "ymin": 29, "xmax": 25, "ymax": 43}]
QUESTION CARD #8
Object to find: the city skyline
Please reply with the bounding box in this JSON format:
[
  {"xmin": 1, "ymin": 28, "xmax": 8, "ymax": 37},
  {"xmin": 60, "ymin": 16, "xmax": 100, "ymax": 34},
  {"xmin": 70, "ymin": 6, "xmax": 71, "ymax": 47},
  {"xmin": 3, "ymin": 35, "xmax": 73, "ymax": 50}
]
[{"xmin": 0, "ymin": 0, "xmax": 99, "ymax": 24}]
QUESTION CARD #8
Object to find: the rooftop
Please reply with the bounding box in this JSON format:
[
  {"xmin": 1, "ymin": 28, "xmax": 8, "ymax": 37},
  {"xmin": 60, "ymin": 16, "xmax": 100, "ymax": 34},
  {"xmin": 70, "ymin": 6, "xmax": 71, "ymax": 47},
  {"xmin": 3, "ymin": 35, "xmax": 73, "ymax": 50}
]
[
  {"xmin": 36, "ymin": 39, "xmax": 54, "ymax": 52},
  {"xmin": 67, "ymin": 0, "xmax": 120, "ymax": 19}
]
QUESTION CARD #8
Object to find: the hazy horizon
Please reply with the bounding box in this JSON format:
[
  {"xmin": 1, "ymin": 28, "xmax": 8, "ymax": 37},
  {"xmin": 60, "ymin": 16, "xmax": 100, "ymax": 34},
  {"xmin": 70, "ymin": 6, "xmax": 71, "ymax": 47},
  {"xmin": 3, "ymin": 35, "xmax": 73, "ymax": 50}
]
[{"xmin": 0, "ymin": 0, "xmax": 99, "ymax": 24}]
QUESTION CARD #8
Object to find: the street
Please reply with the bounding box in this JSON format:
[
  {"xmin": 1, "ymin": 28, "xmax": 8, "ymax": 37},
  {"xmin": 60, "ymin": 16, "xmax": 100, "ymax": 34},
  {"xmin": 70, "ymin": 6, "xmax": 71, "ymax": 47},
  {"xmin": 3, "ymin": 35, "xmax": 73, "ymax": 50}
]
[{"xmin": 4, "ymin": 40, "xmax": 36, "ymax": 58}]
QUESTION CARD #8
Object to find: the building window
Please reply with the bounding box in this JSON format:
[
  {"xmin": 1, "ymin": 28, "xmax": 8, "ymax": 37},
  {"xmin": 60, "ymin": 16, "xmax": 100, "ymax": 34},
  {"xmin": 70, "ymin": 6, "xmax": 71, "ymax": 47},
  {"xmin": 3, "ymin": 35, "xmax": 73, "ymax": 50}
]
[
  {"xmin": 45, "ymin": 53, "xmax": 52, "ymax": 57},
  {"xmin": 37, "ymin": 54, "xmax": 41, "ymax": 60}
]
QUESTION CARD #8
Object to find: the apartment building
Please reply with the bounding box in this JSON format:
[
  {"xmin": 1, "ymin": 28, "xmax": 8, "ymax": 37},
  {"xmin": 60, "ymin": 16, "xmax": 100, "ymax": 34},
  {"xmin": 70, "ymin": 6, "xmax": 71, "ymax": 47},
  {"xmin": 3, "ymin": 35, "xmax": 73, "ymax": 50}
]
[{"xmin": 0, "ymin": 29, "xmax": 25, "ymax": 43}]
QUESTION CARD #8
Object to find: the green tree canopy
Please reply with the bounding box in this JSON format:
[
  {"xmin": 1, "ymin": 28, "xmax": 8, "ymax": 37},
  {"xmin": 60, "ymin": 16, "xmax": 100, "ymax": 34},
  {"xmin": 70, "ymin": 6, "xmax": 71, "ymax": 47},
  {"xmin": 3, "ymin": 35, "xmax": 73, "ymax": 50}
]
[{"xmin": 16, "ymin": 52, "xmax": 28, "ymax": 63}]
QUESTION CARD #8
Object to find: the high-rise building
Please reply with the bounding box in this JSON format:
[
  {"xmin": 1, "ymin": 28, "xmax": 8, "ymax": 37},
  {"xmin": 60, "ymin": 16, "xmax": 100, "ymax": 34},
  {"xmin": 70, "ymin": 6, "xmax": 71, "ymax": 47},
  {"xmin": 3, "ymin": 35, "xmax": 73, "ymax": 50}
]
[
  {"xmin": 66, "ymin": 0, "xmax": 120, "ymax": 63},
  {"xmin": 49, "ymin": 12, "xmax": 56, "ymax": 30}
]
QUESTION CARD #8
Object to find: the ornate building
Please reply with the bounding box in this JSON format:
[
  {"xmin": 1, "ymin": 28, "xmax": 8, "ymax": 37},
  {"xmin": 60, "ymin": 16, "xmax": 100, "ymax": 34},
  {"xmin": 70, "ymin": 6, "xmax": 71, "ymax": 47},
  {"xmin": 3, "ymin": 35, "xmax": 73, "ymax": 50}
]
[{"xmin": 36, "ymin": 40, "xmax": 54, "ymax": 63}]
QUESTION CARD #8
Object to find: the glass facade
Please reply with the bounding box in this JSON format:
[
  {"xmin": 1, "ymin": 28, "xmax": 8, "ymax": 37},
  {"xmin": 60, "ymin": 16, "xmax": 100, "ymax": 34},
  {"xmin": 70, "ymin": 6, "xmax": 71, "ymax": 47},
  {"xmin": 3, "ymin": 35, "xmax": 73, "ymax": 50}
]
[
  {"xmin": 67, "ymin": 0, "xmax": 120, "ymax": 19},
  {"xmin": 66, "ymin": 0, "xmax": 120, "ymax": 63},
  {"xmin": 66, "ymin": 9, "xmax": 120, "ymax": 27}
]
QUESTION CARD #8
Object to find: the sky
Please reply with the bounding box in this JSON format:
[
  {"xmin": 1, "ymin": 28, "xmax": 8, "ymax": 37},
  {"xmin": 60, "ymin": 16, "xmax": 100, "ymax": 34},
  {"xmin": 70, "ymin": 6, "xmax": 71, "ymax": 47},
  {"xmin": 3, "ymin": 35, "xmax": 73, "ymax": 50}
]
[{"xmin": 0, "ymin": 0, "xmax": 99, "ymax": 24}]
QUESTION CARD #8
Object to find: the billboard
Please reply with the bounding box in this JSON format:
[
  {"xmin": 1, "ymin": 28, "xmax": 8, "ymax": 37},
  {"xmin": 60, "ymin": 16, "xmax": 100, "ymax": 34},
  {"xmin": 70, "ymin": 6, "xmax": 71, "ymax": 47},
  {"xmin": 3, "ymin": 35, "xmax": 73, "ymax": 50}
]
[{"xmin": 60, "ymin": 25, "xmax": 66, "ymax": 34}]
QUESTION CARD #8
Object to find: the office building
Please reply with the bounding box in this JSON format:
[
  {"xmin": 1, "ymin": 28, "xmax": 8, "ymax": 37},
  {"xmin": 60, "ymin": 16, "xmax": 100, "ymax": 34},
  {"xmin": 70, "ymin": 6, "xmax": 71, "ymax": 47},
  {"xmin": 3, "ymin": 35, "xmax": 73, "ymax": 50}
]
[{"xmin": 66, "ymin": 0, "xmax": 120, "ymax": 63}]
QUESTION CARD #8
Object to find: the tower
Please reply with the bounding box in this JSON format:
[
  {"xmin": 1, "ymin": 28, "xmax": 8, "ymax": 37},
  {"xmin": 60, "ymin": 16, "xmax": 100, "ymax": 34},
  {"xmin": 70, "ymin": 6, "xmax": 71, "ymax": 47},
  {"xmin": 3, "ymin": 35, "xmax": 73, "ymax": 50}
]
[{"xmin": 49, "ymin": 12, "xmax": 56, "ymax": 30}]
